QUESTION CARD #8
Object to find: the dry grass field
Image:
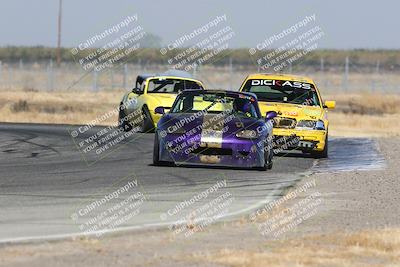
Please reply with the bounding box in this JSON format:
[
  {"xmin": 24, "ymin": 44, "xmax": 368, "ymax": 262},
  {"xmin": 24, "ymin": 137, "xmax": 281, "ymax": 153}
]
[
  {"xmin": 188, "ymin": 228, "xmax": 400, "ymax": 267},
  {"xmin": 0, "ymin": 89, "xmax": 123, "ymax": 125},
  {"xmin": 1, "ymin": 89, "xmax": 399, "ymax": 137},
  {"xmin": 326, "ymin": 94, "xmax": 400, "ymax": 137}
]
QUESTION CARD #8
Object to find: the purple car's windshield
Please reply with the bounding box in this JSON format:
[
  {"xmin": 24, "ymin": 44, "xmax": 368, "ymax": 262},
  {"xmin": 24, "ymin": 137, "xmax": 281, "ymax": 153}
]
[{"xmin": 171, "ymin": 92, "xmax": 260, "ymax": 119}]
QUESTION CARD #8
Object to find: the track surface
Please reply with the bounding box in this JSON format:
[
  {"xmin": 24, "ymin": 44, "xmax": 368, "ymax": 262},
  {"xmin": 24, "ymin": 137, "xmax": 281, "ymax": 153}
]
[{"xmin": 0, "ymin": 123, "xmax": 381, "ymax": 243}]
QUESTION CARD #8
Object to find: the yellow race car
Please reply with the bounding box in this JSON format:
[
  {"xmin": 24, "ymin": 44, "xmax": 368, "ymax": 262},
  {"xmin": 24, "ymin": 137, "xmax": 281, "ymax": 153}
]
[
  {"xmin": 118, "ymin": 70, "xmax": 204, "ymax": 132},
  {"xmin": 239, "ymin": 73, "xmax": 335, "ymax": 158}
]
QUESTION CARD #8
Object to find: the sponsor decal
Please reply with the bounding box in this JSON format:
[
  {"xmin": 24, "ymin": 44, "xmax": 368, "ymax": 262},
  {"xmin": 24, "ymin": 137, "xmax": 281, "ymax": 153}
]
[
  {"xmin": 283, "ymin": 111, "xmax": 298, "ymax": 116},
  {"xmin": 250, "ymin": 79, "xmax": 312, "ymax": 89},
  {"xmin": 303, "ymin": 109, "xmax": 321, "ymax": 117}
]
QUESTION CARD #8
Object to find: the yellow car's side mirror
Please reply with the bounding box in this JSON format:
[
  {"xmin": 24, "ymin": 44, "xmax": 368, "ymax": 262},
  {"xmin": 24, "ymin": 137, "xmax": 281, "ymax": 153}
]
[{"xmin": 324, "ymin": 100, "xmax": 336, "ymax": 109}]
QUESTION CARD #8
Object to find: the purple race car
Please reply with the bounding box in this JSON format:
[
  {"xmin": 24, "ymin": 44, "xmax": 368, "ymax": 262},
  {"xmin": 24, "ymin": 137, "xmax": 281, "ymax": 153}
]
[{"xmin": 152, "ymin": 90, "xmax": 277, "ymax": 170}]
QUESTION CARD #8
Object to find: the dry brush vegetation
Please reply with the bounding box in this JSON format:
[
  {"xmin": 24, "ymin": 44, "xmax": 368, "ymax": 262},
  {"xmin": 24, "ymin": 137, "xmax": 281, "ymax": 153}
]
[
  {"xmin": 1, "ymin": 88, "xmax": 399, "ymax": 137},
  {"xmin": 326, "ymin": 93, "xmax": 400, "ymax": 137},
  {"xmin": 0, "ymin": 89, "xmax": 122, "ymax": 125},
  {"xmin": 188, "ymin": 228, "xmax": 400, "ymax": 267}
]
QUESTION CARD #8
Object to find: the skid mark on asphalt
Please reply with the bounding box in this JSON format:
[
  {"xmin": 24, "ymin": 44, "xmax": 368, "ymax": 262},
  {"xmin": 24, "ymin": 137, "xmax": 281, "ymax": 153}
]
[{"xmin": 313, "ymin": 138, "xmax": 385, "ymax": 173}]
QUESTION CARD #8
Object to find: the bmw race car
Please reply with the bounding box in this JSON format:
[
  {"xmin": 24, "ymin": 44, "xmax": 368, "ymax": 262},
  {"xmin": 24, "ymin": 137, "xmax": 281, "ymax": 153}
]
[
  {"xmin": 118, "ymin": 70, "xmax": 204, "ymax": 132},
  {"xmin": 152, "ymin": 90, "xmax": 277, "ymax": 170},
  {"xmin": 239, "ymin": 73, "xmax": 335, "ymax": 158}
]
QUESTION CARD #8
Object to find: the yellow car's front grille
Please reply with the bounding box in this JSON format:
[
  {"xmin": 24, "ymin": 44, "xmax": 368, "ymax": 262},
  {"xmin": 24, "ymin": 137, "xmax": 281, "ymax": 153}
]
[{"xmin": 273, "ymin": 117, "xmax": 297, "ymax": 129}]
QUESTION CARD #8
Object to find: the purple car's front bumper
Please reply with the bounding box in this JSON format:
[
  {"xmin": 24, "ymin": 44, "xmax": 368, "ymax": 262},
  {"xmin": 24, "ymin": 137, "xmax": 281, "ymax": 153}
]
[{"xmin": 159, "ymin": 134, "xmax": 265, "ymax": 168}]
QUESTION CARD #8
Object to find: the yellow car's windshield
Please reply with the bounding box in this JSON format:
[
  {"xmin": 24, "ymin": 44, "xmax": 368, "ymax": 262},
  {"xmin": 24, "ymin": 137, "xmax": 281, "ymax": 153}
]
[
  {"xmin": 242, "ymin": 79, "xmax": 321, "ymax": 106},
  {"xmin": 147, "ymin": 78, "xmax": 203, "ymax": 93}
]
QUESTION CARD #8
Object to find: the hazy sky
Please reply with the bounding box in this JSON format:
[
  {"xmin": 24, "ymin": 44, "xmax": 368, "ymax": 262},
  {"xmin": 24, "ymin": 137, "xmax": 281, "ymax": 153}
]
[{"xmin": 1, "ymin": 0, "xmax": 399, "ymax": 49}]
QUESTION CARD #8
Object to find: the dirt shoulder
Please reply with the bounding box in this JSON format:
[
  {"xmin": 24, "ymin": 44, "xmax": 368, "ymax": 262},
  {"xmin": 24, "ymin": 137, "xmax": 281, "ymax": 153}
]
[{"xmin": 0, "ymin": 137, "xmax": 399, "ymax": 267}]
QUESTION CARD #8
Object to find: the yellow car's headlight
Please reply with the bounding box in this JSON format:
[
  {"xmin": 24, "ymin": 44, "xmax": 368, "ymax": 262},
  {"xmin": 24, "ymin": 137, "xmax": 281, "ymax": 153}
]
[
  {"xmin": 296, "ymin": 120, "xmax": 325, "ymax": 130},
  {"xmin": 315, "ymin": 120, "xmax": 325, "ymax": 130},
  {"xmin": 296, "ymin": 120, "xmax": 316, "ymax": 129}
]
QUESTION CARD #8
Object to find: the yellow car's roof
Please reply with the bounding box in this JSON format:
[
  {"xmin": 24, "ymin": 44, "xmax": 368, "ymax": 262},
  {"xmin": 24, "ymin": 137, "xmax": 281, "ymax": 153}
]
[
  {"xmin": 245, "ymin": 73, "xmax": 315, "ymax": 84},
  {"xmin": 148, "ymin": 76, "xmax": 201, "ymax": 82},
  {"xmin": 148, "ymin": 76, "xmax": 204, "ymax": 86}
]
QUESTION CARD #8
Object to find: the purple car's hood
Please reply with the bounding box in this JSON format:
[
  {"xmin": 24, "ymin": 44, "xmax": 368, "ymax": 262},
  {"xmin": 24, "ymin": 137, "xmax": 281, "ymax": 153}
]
[{"xmin": 159, "ymin": 112, "xmax": 264, "ymax": 134}]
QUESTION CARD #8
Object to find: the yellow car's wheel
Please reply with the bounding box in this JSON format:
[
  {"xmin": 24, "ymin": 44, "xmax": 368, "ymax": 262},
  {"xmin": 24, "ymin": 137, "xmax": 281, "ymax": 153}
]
[
  {"xmin": 140, "ymin": 106, "xmax": 155, "ymax": 133},
  {"xmin": 266, "ymin": 145, "xmax": 274, "ymax": 169},
  {"xmin": 118, "ymin": 104, "xmax": 133, "ymax": 132},
  {"xmin": 312, "ymin": 135, "xmax": 328, "ymax": 159},
  {"xmin": 258, "ymin": 140, "xmax": 273, "ymax": 171}
]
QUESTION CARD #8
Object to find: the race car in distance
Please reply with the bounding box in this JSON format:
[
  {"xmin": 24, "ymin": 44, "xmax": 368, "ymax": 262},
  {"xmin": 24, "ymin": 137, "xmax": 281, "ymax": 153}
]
[
  {"xmin": 118, "ymin": 70, "xmax": 204, "ymax": 132},
  {"xmin": 239, "ymin": 73, "xmax": 335, "ymax": 158},
  {"xmin": 153, "ymin": 90, "xmax": 277, "ymax": 170}
]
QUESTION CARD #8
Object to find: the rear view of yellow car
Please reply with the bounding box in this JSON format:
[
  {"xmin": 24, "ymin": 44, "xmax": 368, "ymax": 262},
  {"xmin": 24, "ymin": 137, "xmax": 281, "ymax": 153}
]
[
  {"xmin": 239, "ymin": 73, "xmax": 335, "ymax": 158},
  {"xmin": 119, "ymin": 70, "xmax": 204, "ymax": 132}
]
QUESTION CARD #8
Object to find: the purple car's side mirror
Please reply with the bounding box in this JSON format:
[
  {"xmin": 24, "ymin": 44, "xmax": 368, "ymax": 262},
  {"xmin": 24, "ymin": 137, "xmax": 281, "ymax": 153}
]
[
  {"xmin": 155, "ymin": 106, "xmax": 165, "ymax": 115},
  {"xmin": 265, "ymin": 111, "xmax": 277, "ymax": 120}
]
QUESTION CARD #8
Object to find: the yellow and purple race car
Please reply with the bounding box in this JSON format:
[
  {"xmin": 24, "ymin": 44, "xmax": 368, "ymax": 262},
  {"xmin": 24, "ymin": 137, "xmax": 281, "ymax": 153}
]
[
  {"xmin": 153, "ymin": 90, "xmax": 277, "ymax": 170},
  {"xmin": 118, "ymin": 70, "xmax": 204, "ymax": 132},
  {"xmin": 239, "ymin": 73, "xmax": 335, "ymax": 158}
]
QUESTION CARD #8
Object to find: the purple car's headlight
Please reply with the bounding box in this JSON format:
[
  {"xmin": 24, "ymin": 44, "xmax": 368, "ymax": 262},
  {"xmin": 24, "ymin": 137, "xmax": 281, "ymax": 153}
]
[
  {"xmin": 236, "ymin": 129, "xmax": 258, "ymax": 139},
  {"xmin": 166, "ymin": 127, "xmax": 186, "ymax": 134}
]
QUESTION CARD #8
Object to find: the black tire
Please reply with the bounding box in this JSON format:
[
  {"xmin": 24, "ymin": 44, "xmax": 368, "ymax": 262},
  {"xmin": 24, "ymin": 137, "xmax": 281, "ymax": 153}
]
[
  {"xmin": 118, "ymin": 104, "xmax": 133, "ymax": 132},
  {"xmin": 266, "ymin": 147, "xmax": 274, "ymax": 169},
  {"xmin": 153, "ymin": 133, "xmax": 161, "ymax": 165},
  {"xmin": 312, "ymin": 134, "xmax": 328, "ymax": 159},
  {"xmin": 140, "ymin": 106, "xmax": 155, "ymax": 133},
  {"xmin": 153, "ymin": 133, "xmax": 171, "ymax": 166},
  {"xmin": 259, "ymin": 139, "xmax": 273, "ymax": 171}
]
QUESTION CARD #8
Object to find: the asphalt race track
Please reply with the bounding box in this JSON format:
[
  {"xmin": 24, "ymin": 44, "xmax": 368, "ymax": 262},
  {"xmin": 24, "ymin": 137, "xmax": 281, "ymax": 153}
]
[{"xmin": 0, "ymin": 123, "xmax": 383, "ymax": 243}]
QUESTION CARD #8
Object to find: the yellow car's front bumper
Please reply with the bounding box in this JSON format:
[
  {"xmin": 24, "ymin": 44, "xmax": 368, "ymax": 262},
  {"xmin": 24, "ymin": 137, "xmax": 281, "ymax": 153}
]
[{"xmin": 273, "ymin": 128, "xmax": 327, "ymax": 152}]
